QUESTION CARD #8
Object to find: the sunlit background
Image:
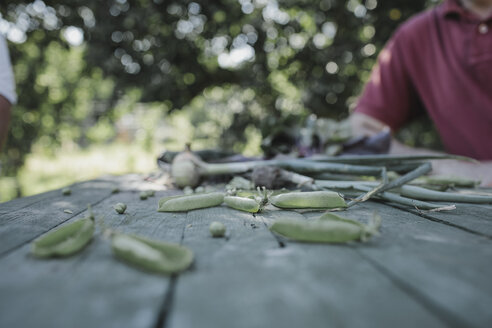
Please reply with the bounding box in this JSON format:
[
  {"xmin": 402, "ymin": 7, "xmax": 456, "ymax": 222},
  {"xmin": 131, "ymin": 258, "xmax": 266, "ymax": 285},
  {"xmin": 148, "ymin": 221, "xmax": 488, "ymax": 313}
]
[{"xmin": 0, "ymin": 0, "xmax": 442, "ymax": 202}]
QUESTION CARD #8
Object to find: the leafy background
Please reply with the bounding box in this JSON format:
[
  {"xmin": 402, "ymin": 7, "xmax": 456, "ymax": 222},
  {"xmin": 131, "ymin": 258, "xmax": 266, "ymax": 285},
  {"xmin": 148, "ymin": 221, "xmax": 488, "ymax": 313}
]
[{"xmin": 0, "ymin": 0, "xmax": 442, "ymax": 201}]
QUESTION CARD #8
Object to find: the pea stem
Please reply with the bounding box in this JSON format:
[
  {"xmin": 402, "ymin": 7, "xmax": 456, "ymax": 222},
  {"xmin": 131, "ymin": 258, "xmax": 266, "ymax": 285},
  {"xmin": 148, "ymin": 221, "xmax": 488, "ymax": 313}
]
[
  {"xmin": 380, "ymin": 162, "xmax": 432, "ymax": 192},
  {"xmin": 309, "ymin": 154, "xmax": 478, "ymax": 165},
  {"xmin": 346, "ymin": 167, "xmax": 387, "ymax": 207},
  {"xmin": 397, "ymin": 185, "xmax": 492, "ymax": 203},
  {"xmin": 196, "ymin": 159, "xmax": 387, "ymax": 177},
  {"xmin": 355, "ymin": 185, "xmax": 455, "ymax": 210},
  {"xmin": 315, "ymin": 178, "xmax": 459, "ymax": 210}
]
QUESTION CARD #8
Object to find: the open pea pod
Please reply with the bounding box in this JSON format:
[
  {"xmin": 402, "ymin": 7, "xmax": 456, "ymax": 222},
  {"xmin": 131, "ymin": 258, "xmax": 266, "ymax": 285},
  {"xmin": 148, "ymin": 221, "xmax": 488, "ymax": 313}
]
[
  {"xmin": 270, "ymin": 191, "xmax": 347, "ymax": 209},
  {"xmin": 31, "ymin": 217, "xmax": 95, "ymax": 258},
  {"xmin": 319, "ymin": 212, "xmax": 365, "ymax": 227},
  {"xmin": 270, "ymin": 213, "xmax": 380, "ymax": 243},
  {"xmin": 111, "ymin": 234, "xmax": 194, "ymax": 275},
  {"xmin": 157, "ymin": 192, "xmax": 224, "ymax": 212}
]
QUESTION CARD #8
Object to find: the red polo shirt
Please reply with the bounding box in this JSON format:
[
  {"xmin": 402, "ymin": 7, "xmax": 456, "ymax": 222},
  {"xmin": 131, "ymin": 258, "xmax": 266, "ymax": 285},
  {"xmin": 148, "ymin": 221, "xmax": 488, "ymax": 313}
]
[{"xmin": 355, "ymin": 0, "xmax": 492, "ymax": 160}]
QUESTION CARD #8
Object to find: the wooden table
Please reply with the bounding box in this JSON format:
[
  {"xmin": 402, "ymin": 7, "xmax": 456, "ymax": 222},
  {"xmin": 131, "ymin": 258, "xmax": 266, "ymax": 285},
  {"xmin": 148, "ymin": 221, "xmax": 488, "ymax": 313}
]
[{"xmin": 1, "ymin": 174, "xmax": 491, "ymax": 328}]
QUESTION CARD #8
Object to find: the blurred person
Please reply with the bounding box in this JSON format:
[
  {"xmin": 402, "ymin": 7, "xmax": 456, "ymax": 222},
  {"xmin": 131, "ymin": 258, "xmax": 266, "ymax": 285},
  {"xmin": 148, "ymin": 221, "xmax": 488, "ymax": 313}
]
[
  {"xmin": 350, "ymin": 0, "xmax": 492, "ymax": 185},
  {"xmin": 0, "ymin": 34, "xmax": 16, "ymax": 151}
]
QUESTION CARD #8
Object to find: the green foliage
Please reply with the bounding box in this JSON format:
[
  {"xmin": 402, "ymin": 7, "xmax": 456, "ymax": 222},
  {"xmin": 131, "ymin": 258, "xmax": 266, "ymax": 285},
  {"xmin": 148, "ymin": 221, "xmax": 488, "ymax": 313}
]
[{"xmin": 0, "ymin": 0, "xmax": 438, "ymax": 184}]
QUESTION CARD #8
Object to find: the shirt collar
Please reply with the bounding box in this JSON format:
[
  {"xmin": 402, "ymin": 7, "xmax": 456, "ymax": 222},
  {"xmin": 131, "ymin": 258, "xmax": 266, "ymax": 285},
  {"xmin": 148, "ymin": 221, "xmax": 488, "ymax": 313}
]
[{"xmin": 440, "ymin": 0, "xmax": 492, "ymax": 22}]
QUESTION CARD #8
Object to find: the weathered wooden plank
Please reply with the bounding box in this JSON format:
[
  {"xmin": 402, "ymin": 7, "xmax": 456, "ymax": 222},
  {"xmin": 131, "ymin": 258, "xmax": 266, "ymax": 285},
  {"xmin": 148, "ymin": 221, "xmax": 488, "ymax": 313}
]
[
  {"xmin": 0, "ymin": 185, "xmax": 111, "ymax": 256},
  {"xmin": 327, "ymin": 202, "xmax": 492, "ymax": 327},
  {"xmin": 0, "ymin": 188, "xmax": 184, "ymax": 328},
  {"xmin": 404, "ymin": 203, "xmax": 492, "ymax": 237},
  {"xmin": 0, "ymin": 189, "xmax": 60, "ymax": 215},
  {"xmin": 2, "ymin": 176, "xmax": 492, "ymax": 328},
  {"xmin": 0, "ymin": 174, "xmax": 165, "ymax": 257},
  {"xmin": 0, "ymin": 177, "xmax": 117, "ymax": 215},
  {"xmin": 166, "ymin": 206, "xmax": 445, "ymax": 328},
  {"xmin": 0, "ymin": 174, "xmax": 158, "ymax": 215}
]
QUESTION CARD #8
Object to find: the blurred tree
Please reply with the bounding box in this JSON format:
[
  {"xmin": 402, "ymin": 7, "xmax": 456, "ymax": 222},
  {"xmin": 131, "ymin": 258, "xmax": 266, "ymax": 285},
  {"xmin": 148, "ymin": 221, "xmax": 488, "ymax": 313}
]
[{"xmin": 0, "ymin": 0, "xmax": 436, "ymax": 176}]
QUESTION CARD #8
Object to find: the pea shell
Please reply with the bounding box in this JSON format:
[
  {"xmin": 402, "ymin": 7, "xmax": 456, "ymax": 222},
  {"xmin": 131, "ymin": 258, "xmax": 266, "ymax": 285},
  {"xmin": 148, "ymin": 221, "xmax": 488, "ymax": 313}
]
[
  {"xmin": 111, "ymin": 234, "xmax": 194, "ymax": 275},
  {"xmin": 209, "ymin": 221, "xmax": 226, "ymax": 237},
  {"xmin": 158, "ymin": 192, "xmax": 224, "ymax": 212},
  {"xmin": 270, "ymin": 191, "xmax": 346, "ymax": 209},
  {"xmin": 31, "ymin": 217, "xmax": 95, "ymax": 258},
  {"xmin": 223, "ymin": 196, "xmax": 260, "ymax": 213},
  {"xmin": 319, "ymin": 212, "xmax": 364, "ymax": 227},
  {"xmin": 270, "ymin": 219, "xmax": 362, "ymax": 243}
]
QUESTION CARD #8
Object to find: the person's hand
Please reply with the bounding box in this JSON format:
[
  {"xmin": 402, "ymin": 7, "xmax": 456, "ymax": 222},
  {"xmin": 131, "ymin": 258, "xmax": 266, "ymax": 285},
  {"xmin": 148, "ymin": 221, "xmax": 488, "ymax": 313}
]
[
  {"xmin": 0, "ymin": 95, "xmax": 11, "ymax": 150},
  {"xmin": 349, "ymin": 112, "xmax": 492, "ymax": 186}
]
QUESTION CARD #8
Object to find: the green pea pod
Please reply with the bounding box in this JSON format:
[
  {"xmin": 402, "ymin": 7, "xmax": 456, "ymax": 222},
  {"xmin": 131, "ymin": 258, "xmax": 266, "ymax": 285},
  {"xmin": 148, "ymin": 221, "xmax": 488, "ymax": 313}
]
[
  {"xmin": 111, "ymin": 234, "xmax": 194, "ymax": 275},
  {"xmin": 270, "ymin": 191, "xmax": 346, "ymax": 209},
  {"xmin": 270, "ymin": 213, "xmax": 380, "ymax": 243},
  {"xmin": 158, "ymin": 192, "xmax": 224, "ymax": 212},
  {"xmin": 31, "ymin": 217, "xmax": 95, "ymax": 258},
  {"xmin": 319, "ymin": 212, "xmax": 365, "ymax": 228},
  {"xmin": 223, "ymin": 196, "xmax": 261, "ymax": 213}
]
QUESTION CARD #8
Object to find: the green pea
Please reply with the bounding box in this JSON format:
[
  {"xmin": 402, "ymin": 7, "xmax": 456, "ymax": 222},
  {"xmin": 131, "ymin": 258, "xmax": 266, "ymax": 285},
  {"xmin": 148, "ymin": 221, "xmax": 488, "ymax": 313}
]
[
  {"xmin": 157, "ymin": 192, "xmax": 224, "ymax": 212},
  {"xmin": 112, "ymin": 187, "xmax": 120, "ymax": 194},
  {"xmin": 270, "ymin": 213, "xmax": 380, "ymax": 243},
  {"xmin": 224, "ymin": 196, "xmax": 261, "ymax": 213},
  {"xmin": 140, "ymin": 190, "xmax": 155, "ymax": 200},
  {"xmin": 114, "ymin": 203, "xmax": 127, "ymax": 214},
  {"xmin": 270, "ymin": 191, "xmax": 346, "ymax": 209},
  {"xmin": 209, "ymin": 221, "xmax": 226, "ymax": 238},
  {"xmin": 111, "ymin": 234, "xmax": 194, "ymax": 275},
  {"xmin": 62, "ymin": 187, "xmax": 71, "ymax": 196},
  {"xmin": 31, "ymin": 216, "xmax": 95, "ymax": 258}
]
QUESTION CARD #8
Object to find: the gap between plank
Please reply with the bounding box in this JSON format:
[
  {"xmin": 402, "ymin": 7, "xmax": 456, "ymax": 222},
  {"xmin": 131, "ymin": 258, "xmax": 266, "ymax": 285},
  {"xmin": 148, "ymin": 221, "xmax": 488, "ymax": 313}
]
[
  {"xmin": 154, "ymin": 219, "xmax": 187, "ymax": 328},
  {"xmin": 154, "ymin": 275, "xmax": 178, "ymax": 328},
  {"xmin": 259, "ymin": 215, "xmax": 285, "ymax": 248},
  {"xmin": 353, "ymin": 248, "xmax": 471, "ymax": 328}
]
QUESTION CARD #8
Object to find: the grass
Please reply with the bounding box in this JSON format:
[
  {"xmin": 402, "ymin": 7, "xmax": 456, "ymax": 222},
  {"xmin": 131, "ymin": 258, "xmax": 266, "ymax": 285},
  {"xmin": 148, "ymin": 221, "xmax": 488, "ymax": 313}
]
[
  {"xmin": 0, "ymin": 142, "xmax": 159, "ymax": 202},
  {"xmin": 0, "ymin": 98, "xmax": 264, "ymax": 203}
]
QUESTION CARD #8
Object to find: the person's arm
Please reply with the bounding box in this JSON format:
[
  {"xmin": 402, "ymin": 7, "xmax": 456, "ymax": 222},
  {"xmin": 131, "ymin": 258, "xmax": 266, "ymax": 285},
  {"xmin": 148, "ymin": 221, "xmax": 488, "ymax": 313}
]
[
  {"xmin": 349, "ymin": 112, "xmax": 440, "ymax": 155},
  {"xmin": 350, "ymin": 112, "xmax": 492, "ymax": 186},
  {"xmin": 0, "ymin": 95, "xmax": 11, "ymax": 150},
  {"xmin": 0, "ymin": 35, "xmax": 16, "ymax": 151}
]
